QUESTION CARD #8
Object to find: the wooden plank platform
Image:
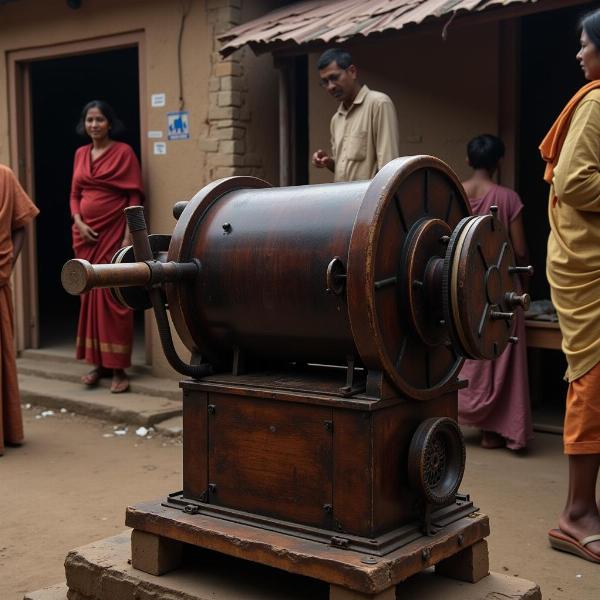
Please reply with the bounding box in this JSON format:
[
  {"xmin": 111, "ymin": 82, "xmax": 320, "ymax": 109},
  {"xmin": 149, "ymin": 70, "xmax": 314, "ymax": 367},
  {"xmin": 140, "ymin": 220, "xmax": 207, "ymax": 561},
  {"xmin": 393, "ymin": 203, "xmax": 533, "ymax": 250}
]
[{"xmin": 125, "ymin": 500, "xmax": 490, "ymax": 595}]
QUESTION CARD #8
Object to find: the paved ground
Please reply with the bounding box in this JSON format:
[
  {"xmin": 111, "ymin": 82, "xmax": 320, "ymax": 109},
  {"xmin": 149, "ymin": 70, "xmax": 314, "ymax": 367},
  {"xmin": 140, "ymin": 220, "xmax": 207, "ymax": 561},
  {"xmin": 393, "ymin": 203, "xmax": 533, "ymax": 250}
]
[{"xmin": 1, "ymin": 407, "xmax": 599, "ymax": 600}]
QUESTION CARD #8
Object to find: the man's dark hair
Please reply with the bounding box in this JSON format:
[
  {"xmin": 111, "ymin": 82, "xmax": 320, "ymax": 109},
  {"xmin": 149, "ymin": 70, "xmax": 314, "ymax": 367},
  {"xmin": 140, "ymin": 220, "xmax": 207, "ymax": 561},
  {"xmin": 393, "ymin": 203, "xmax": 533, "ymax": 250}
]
[
  {"xmin": 76, "ymin": 100, "xmax": 125, "ymax": 137},
  {"xmin": 467, "ymin": 134, "xmax": 505, "ymax": 170},
  {"xmin": 317, "ymin": 48, "xmax": 353, "ymax": 70},
  {"xmin": 581, "ymin": 8, "xmax": 600, "ymax": 49}
]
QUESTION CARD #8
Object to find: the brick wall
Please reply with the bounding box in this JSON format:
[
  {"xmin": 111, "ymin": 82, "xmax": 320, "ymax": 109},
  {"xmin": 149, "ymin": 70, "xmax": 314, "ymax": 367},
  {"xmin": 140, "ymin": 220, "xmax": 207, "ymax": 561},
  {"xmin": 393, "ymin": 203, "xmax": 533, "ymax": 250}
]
[{"xmin": 205, "ymin": 0, "xmax": 264, "ymax": 179}]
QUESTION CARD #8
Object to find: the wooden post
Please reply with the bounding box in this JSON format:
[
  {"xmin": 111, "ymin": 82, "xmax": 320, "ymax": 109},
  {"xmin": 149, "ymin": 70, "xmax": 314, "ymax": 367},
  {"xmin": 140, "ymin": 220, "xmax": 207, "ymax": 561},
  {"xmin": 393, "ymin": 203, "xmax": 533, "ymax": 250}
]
[{"xmin": 276, "ymin": 58, "xmax": 292, "ymax": 186}]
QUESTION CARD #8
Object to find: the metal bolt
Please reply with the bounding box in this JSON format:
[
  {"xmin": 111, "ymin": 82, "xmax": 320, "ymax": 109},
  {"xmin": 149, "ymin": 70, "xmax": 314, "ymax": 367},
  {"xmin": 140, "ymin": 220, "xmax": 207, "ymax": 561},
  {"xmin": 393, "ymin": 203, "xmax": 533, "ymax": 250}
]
[
  {"xmin": 222, "ymin": 222, "xmax": 232, "ymax": 233},
  {"xmin": 457, "ymin": 534, "xmax": 464, "ymax": 546},
  {"xmin": 422, "ymin": 548, "xmax": 431, "ymax": 562},
  {"xmin": 323, "ymin": 504, "xmax": 333, "ymax": 514},
  {"xmin": 208, "ymin": 483, "xmax": 217, "ymax": 495},
  {"xmin": 207, "ymin": 404, "xmax": 216, "ymax": 415}
]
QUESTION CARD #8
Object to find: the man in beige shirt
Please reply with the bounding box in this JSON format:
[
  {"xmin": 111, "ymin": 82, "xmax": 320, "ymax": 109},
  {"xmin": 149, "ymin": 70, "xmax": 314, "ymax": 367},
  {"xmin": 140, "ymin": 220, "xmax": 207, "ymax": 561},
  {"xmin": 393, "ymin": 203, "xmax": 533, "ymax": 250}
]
[{"xmin": 312, "ymin": 48, "xmax": 400, "ymax": 182}]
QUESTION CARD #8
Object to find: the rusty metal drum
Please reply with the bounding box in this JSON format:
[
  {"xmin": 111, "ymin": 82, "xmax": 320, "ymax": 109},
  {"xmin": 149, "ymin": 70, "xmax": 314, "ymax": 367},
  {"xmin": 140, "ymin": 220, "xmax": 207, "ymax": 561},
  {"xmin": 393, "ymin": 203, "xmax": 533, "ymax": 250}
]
[{"xmin": 63, "ymin": 156, "xmax": 529, "ymax": 400}]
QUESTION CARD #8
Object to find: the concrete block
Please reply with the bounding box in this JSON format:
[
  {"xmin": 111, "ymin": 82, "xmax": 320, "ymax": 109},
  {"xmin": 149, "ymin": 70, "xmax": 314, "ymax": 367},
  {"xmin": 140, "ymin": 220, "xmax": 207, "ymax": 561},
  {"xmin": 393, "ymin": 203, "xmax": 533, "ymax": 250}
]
[
  {"xmin": 214, "ymin": 61, "xmax": 242, "ymax": 78},
  {"xmin": 219, "ymin": 139, "xmax": 244, "ymax": 154},
  {"xmin": 217, "ymin": 91, "xmax": 242, "ymax": 107},
  {"xmin": 131, "ymin": 529, "xmax": 183, "ymax": 576},
  {"xmin": 198, "ymin": 138, "xmax": 219, "ymax": 152},
  {"xmin": 330, "ymin": 585, "xmax": 395, "ymax": 600},
  {"xmin": 220, "ymin": 76, "xmax": 246, "ymax": 92},
  {"xmin": 213, "ymin": 126, "xmax": 245, "ymax": 140},
  {"xmin": 435, "ymin": 539, "xmax": 489, "ymax": 583},
  {"xmin": 208, "ymin": 77, "xmax": 220, "ymax": 92},
  {"xmin": 23, "ymin": 583, "xmax": 68, "ymax": 600},
  {"xmin": 208, "ymin": 105, "xmax": 240, "ymax": 121},
  {"xmin": 212, "ymin": 167, "xmax": 237, "ymax": 178}
]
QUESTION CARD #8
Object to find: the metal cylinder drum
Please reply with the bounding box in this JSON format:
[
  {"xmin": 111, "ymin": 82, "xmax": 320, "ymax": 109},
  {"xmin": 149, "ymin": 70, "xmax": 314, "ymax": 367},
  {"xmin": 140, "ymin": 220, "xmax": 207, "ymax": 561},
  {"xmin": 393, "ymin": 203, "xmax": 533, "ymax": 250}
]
[{"xmin": 166, "ymin": 156, "xmax": 476, "ymax": 397}]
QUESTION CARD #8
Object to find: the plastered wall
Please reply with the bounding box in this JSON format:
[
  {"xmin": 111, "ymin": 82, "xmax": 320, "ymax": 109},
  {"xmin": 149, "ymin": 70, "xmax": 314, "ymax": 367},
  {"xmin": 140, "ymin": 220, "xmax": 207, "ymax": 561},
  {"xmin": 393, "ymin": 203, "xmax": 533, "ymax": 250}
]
[
  {"xmin": 0, "ymin": 0, "xmax": 279, "ymax": 378},
  {"xmin": 308, "ymin": 21, "xmax": 500, "ymax": 185}
]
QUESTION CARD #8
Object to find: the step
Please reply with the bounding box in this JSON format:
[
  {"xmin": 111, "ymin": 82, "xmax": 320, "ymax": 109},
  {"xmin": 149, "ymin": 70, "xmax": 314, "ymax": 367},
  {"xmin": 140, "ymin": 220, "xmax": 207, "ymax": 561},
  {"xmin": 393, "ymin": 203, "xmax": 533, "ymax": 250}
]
[
  {"xmin": 17, "ymin": 356, "xmax": 180, "ymax": 401},
  {"xmin": 18, "ymin": 374, "xmax": 182, "ymax": 427},
  {"xmin": 20, "ymin": 348, "xmax": 152, "ymax": 375}
]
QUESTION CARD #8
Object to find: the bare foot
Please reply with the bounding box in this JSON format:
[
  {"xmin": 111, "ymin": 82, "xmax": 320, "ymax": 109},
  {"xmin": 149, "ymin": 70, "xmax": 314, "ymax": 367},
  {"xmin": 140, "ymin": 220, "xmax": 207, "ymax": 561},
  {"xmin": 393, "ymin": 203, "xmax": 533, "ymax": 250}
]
[
  {"xmin": 480, "ymin": 430, "xmax": 505, "ymax": 449},
  {"xmin": 558, "ymin": 510, "xmax": 600, "ymax": 557}
]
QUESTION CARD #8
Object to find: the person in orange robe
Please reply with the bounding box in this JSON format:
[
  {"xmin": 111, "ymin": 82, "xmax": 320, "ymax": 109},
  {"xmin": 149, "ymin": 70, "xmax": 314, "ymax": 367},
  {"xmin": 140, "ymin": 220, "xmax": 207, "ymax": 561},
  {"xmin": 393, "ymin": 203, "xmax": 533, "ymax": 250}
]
[
  {"xmin": 0, "ymin": 164, "xmax": 39, "ymax": 456},
  {"xmin": 70, "ymin": 101, "xmax": 144, "ymax": 393},
  {"xmin": 541, "ymin": 10, "xmax": 600, "ymax": 564}
]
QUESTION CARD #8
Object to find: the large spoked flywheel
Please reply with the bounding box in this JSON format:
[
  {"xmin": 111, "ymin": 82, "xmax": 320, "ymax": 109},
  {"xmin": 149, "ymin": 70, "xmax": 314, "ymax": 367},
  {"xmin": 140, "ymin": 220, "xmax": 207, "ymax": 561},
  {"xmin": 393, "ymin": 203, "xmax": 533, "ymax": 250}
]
[{"xmin": 347, "ymin": 156, "xmax": 528, "ymax": 400}]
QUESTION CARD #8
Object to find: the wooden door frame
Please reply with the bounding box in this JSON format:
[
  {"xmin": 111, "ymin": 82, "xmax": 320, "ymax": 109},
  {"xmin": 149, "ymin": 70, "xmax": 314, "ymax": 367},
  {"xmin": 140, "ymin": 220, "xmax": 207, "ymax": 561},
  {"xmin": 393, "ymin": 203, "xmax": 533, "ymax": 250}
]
[{"xmin": 7, "ymin": 31, "xmax": 147, "ymax": 352}]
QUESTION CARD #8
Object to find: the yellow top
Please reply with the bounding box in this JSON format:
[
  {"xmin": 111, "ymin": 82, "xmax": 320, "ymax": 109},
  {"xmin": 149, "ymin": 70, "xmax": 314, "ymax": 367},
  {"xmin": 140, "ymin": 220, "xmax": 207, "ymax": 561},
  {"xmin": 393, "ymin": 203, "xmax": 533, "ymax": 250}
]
[
  {"xmin": 547, "ymin": 89, "xmax": 600, "ymax": 381},
  {"xmin": 330, "ymin": 85, "xmax": 400, "ymax": 182}
]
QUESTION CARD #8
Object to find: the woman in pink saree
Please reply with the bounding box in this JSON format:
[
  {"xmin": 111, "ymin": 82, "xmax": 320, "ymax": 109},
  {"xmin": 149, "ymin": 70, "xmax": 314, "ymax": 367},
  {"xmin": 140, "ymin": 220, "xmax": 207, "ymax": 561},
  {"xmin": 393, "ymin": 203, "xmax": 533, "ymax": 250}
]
[{"xmin": 458, "ymin": 134, "xmax": 533, "ymax": 450}]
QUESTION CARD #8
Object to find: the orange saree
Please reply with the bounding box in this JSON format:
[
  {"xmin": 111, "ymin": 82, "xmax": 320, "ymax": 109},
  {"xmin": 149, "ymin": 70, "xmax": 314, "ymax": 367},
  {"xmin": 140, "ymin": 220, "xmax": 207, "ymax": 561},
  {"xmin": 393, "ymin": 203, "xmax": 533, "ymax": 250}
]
[{"xmin": 0, "ymin": 165, "xmax": 39, "ymax": 455}]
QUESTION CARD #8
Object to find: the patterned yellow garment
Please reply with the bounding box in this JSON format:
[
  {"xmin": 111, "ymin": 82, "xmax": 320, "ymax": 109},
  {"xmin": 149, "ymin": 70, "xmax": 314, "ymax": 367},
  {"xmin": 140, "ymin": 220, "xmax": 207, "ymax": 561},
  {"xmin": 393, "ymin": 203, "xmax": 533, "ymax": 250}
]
[{"xmin": 547, "ymin": 89, "xmax": 600, "ymax": 381}]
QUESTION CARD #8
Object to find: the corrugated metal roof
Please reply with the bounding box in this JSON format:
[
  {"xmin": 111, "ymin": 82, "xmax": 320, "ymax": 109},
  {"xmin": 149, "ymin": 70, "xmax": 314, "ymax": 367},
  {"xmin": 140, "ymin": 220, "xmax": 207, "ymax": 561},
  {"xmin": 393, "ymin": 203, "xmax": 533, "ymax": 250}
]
[{"xmin": 219, "ymin": 0, "xmax": 536, "ymax": 56}]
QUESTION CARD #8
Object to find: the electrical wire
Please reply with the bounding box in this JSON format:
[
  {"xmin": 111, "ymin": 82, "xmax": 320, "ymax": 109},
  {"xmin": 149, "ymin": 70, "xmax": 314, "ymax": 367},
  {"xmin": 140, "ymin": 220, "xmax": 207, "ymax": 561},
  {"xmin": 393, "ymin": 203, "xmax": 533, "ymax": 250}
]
[{"xmin": 177, "ymin": 0, "xmax": 192, "ymax": 111}]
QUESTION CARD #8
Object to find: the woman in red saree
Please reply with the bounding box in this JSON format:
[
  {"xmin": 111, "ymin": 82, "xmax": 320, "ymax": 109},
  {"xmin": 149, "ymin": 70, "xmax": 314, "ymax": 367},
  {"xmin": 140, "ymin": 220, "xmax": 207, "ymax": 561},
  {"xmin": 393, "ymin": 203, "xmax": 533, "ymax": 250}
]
[{"xmin": 70, "ymin": 101, "xmax": 144, "ymax": 393}]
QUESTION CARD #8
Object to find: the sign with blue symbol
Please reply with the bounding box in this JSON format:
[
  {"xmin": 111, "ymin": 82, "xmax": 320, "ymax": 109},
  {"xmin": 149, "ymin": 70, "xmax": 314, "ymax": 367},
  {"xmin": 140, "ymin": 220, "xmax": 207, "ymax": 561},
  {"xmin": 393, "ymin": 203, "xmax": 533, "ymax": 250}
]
[{"xmin": 167, "ymin": 111, "xmax": 190, "ymax": 140}]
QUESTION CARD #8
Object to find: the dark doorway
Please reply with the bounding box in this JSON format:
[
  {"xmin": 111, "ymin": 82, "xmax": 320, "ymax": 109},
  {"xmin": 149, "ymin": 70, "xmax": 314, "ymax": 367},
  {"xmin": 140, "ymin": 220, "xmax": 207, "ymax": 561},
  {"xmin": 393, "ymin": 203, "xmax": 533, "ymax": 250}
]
[{"xmin": 30, "ymin": 47, "xmax": 142, "ymax": 354}]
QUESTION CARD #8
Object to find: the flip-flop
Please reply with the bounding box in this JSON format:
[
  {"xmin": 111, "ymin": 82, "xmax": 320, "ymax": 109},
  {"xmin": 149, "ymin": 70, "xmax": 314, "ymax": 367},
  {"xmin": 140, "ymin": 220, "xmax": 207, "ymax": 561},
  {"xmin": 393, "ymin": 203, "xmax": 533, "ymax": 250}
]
[
  {"xmin": 548, "ymin": 528, "xmax": 600, "ymax": 563},
  {"xmin": 110, "ymin": 375, "xmax": 130, "ymax": 394},
  {"xmin": 81, "ymin": 367, "xmax": 107, "ymax": 387}
]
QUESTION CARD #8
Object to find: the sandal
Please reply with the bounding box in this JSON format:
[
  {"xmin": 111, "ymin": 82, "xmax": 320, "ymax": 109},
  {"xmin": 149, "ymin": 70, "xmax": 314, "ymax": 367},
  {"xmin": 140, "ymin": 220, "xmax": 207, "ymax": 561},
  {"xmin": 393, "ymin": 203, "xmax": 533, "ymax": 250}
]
[
  {"xmin": 110, "ymin": 370, "xmax": 130, "ymax": 394},
  {"xmin": 81, "ymin": 367, "xmax": 108, "ymax": 387},
  {"xmin": 548, "ymin": 528, "xmax": 600, "ymax": 563}
]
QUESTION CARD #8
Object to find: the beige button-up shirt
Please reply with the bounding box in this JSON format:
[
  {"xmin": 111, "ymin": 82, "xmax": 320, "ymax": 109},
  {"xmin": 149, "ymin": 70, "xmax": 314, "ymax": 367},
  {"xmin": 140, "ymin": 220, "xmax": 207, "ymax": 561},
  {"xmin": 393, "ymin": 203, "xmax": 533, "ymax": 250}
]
[{"xmin": 330, "ymin": 85, "xmax": 400, "ymax": 182}]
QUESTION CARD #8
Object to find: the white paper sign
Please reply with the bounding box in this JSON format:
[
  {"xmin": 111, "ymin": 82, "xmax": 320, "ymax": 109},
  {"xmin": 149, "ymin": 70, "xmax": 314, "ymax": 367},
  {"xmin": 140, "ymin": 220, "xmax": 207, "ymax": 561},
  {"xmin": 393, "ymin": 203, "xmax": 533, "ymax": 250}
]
[
  {"xmin": 151, "ymin": 93, "xmax": 166, "ymax": 107},
  {"xmin": 147, "ymin": 130, "xmax": 163, "ymax": 139},
  {"xmin": 153, "ymin": 142, "xmax": 167, "ymax": 155}
]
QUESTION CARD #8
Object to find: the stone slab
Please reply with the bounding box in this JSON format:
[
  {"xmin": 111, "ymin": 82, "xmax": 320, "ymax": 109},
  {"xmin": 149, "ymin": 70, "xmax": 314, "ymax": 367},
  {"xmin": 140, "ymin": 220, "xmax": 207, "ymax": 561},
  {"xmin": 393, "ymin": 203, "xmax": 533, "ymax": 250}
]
[
  {"xmin": 17, "ymin": 355, "xmax": 180, "ymax": 400},
  {"xmin": 153, "ymin": 415, "xmax": 183, "ymax": 436},
  {"xmin": 59, "ymin": 532, "xmax": 541, "ymax": 600},
  {"xmin": 23, "ymin": 583, "xmax": 68, "ymax": 600},
  {"xmin": 18, "ymin": 374, "xmax": 181, "ymax": 427},
  {"xmin": 398, "ymin": 570, "xmax": 541, "ymax": 599}
]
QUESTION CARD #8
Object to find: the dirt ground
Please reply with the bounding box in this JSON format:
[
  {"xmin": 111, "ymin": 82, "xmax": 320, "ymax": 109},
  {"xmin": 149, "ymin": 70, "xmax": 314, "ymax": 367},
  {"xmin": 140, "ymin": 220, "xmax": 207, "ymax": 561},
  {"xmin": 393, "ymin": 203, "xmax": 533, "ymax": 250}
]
[{"xmin": 1, "ymin": 408, "xmax": 599, "ymax": 600}]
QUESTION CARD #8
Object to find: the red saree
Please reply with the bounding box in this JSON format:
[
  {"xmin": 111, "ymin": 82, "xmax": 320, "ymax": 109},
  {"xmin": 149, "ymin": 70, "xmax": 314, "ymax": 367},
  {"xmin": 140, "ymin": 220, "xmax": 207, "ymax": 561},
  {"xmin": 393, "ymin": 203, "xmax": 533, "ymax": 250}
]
[{"xmin": 70, "ymin": 142, "xmax": 143, "ymax": 369}]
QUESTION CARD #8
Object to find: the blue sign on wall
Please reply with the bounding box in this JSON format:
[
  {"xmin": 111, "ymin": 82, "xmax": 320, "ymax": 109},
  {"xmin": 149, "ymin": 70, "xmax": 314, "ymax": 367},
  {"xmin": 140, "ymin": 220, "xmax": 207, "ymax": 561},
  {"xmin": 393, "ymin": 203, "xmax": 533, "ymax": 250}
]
[{"xmin": 167, "ymin": 111, "xmax": 190, "ymax": 140}]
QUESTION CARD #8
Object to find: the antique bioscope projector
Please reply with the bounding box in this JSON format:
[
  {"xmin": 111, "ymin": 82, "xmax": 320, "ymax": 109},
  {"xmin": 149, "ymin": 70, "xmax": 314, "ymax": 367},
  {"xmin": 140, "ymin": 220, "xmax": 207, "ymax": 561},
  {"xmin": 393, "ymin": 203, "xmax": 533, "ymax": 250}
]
[{"xmin": 62, "ymin": 156, "xmax": 530, "ymax": 598}]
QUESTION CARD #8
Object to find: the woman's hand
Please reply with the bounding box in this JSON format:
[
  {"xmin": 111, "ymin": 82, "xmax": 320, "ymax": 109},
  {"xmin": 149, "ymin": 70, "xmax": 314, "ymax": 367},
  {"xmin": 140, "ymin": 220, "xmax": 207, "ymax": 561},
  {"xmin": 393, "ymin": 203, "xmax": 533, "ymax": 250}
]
[{"xmin": 74, "ymin": 217, "xmax": 99, "ymax": 244}]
